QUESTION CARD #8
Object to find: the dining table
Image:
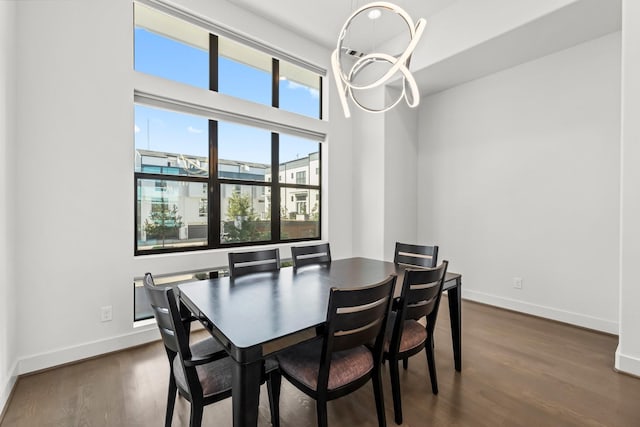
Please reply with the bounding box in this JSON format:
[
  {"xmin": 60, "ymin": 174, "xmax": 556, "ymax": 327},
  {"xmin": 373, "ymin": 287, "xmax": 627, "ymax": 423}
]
[{"xmin": 178, "ymin": 257, "xmax": 462, "ymax": 427}]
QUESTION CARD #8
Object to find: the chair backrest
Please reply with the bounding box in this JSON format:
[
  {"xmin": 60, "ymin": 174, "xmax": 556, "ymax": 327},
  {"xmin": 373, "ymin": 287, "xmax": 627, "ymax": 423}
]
[
  {"xmin": 317, "ymin": 275, "xmax": 396, "ymax": 389},
  {"xmin": 143, "ymin": 273, "xmax": 200, "ymax": 398},
  {"xmin": 394, "ymin": 242, "xmax": 439, "ymax": 268},
  {"xmin": 228, "ymin": 249, "xmax": 281, "ymax": 278},
  {"xmin": 389, "ymin": 261, "xmax": 449, "ymax": 355},
  {"xmin": 291, "ymin": 243, "xmax": 332, "ymax": 268}
]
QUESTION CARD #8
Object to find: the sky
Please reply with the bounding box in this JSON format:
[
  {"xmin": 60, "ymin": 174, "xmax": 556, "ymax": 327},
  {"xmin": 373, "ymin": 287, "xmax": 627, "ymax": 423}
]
[{"xmin": 134, "ymin": 28, "xmax": 320, "ymax": 166}]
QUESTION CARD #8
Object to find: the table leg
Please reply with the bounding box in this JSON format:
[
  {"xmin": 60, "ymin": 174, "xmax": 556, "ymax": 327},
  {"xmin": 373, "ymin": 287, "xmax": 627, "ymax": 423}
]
[
  {"xmin": 232, "ymin": 358, "xmax": 262, "ymax": 427},
  {"xmin": 447, "ymin": 278, "xmax": 462, "ymax": 372}
]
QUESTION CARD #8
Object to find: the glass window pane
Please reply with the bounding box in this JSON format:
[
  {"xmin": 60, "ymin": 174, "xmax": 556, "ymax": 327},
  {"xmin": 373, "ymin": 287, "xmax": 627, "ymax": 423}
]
[
  {"xmin": 279, "ymin": 61, "xmax": 320, "ymax": 118},
  {"xmin": 279, "ymin": 135, "xmax": 320, "ymax": 185},
  {"xmin": 280, "ymin": 188, "xmax": 320, "ymax": 239},
  {"xmin": 135, "ymin": 105, "xmax": 209, "ymax": 177},
  {"xmin": 134, "ymin": 3, "xmax": 209, "ymax": 89},
  {"xmin": 220, "ymin": 184, "xmax": 270, "ymax": 244},
  {"xmin": 218, "ymin": 121, "xmax": 271, "ymax": 181},
  {"xmin": 219, "ymin": 37, "xmax": 271, "ymax": 106},
  {"xmin": 137, "ymin": 179, "xmax": 208, "ymax": 251}
]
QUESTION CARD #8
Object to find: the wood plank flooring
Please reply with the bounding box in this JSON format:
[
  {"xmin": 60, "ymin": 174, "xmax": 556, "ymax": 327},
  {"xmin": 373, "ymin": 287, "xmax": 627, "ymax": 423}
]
[{"xmin": 2, "ymin": 298, "xmax": 639, "ymax": 426}]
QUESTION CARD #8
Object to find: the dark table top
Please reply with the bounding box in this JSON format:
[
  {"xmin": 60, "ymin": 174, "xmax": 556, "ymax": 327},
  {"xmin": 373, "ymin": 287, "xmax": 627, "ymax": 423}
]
[{"xmin": 178, "ymin": 257, "xmax": 461, "ymax": 359}]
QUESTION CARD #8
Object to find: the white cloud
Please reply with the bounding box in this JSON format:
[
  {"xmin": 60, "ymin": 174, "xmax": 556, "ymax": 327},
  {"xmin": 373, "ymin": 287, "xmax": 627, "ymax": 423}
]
[
  {"xmin": 134, "ymin": 125, "xmax": 140, "ymax": 133},
  {"xmin": 287, "ymin": 80, "xmax": 320, "ymax": 99},
  {"xmin": 187, "ymin": 126, "xmax": 204, "ymax": 134}
]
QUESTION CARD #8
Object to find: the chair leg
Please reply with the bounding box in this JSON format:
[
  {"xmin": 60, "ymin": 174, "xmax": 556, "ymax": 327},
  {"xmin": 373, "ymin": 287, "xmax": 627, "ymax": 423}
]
[
  {"xmin": 372, "ymin": 365, "xmax": 387, "ymax": 427},
  {"xmin": 189, "ymin": 403, "xmax": 203, "ymax": 427},
  {"xmin": 316, "ymin": 399, "xmax": 328, "ymax": 427},
  {"xmin": 165, "ymin": 375, "xmax": 177, "ymax": 427},
  {"xmin": 389, "ymin": 359, "xmax": 403, "ymax": 425},
  {"xmin": 402, "ymin": 358, "xmax": 408, "ymax": 370},
  {"xmin": 425, "ymin": 337, "xmax": 439, "ymax": 395},
  {"xmin": 267, "ymin": 371, "xmax": 281, "ymax": 427}
]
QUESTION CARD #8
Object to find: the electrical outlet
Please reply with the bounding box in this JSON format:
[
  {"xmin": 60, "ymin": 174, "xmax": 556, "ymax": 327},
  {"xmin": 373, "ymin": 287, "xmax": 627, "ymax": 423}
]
[
  {"xmin": 513, "ymin": 277, "xmax": 523, "ymax": 290},
  {"xmin": 101, "ymin": 305, "xmax": 113, "ymax": 322}
]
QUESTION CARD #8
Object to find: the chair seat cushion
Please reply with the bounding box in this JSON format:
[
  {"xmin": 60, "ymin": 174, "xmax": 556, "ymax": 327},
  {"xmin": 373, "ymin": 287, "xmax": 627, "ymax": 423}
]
[
  {"xmin": 277, "ymin": 339, "xmax": 373, "ymax": 392},
  {"xmin": 385, "ymin": 318, "xmax": 427, "ymax": 353},
  {"xmin": 173, "ymin": 339, "xmax": 234, "ymax": 398}
]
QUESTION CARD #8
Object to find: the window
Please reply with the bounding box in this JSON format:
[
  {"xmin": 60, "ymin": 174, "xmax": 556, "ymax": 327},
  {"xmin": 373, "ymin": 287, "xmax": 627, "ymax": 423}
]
[
  {"xmin": 134, "ymin": 105, "xmax": 209, "ymax": 252},
  {"xmin": 296, "ymin": 171, "xmax": 306, "ymax": 185},
  {"xmin": 281, "ymin": 188, "xmax": 319, "ymax": 238},
  {"xmin": 219, "ymin": 37, "xmax": 272, "ymax": 106},
  {"xmin": 199, "ymin": 198, "xmax": 207, "ymax": 217},
  {"xmin": 279, "ymin": 134, "xmax": 320, "ymax": 239},
  {"xmin": 134, "ymin": 4, "xmax": 209, "ymax": 89},
  {"xmin": 220, "ymin": 184, "xmax": 270, "ymax": 244},
  {"xmin": 134, "ymin": 3, "xmax": 323, "ymax": 255},
  {"xmin": 137, "ymin": 179, "xmax": 208, "ymax": 250},
  {"xmin": 279, "ymin": 60, "xmax": 321, "ymax": 119}
]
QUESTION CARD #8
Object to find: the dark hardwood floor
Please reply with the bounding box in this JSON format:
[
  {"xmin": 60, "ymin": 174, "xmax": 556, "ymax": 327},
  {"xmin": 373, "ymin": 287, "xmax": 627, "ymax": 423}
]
[{"xmin": 2, "ymin": 297, "xmax": 639, "ymax": 426}]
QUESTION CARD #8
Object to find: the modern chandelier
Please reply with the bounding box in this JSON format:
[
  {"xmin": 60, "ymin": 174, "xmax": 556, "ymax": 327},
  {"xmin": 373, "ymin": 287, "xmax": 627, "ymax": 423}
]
[{"xmin": 331, "ymin": 1, "xmax": 426, "ymax": 118}]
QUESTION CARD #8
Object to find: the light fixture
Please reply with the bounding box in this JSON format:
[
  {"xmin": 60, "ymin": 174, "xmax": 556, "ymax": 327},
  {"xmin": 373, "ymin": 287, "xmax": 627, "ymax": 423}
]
[
  {"xmin": 367, "ymin": 8, "xmax": 382, "ymax": 20},
  {"xmin": 331, "ymin": 1, "xmax": 426, "ymax": 118}
]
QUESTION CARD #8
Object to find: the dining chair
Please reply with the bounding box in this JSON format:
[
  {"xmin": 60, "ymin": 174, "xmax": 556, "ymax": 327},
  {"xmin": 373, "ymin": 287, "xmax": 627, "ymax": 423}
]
[
  {"xmin": 291, "ymin": 243, "xmax": 332, "ymax": 268},
  {"xmin": 228, "ymin": 248, "xmax": 280, "ymax": 278},
  {"xmin": 394, "ymin": 242, "xmax": 439, "ymax": 268},
  {"xmin": 143, "ymin": 273, "xmax": 280, "ymax": 427},
  {"xmin": 383, "ymin": 261, "xmax": 449, "ymax": 425},
  {"xmin": 272, "ymin": 275, "xmax": 397, "ymax": 427},
  {"xmin": 393, "ymin": 241, "xmax": 439, "ymax": 371}
]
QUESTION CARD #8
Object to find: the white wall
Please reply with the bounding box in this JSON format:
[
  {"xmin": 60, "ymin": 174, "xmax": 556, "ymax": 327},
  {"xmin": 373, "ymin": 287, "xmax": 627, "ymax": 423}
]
[
  {"xmin": 0, "ymin": 0, "xmax": 17, "ymax": 413},
  {"xmin": 15, "ymin": 0, "xmax": 141, "ymax": 372},
  {"xmin": 383, "ymin": 87, "xmax": 419, "ymax": 261},
  {"xmin": 617, "ymin": 0, "xmax": 640, "ymax": 375},
  {"xmin": 349, "ymin": 86, "xmax": 421, "ymax": 262},
  {"xmin": 12, "ymin": 0, "xmax": 349, "ymax": 374},
  {"xmin": 351, "ymin": 87, "xmax": 387, "ymax": 260},
  {"xmin": 325, "ymin": 71, "xmax": 354, "ymax": 260},
  {"xmin": 417, "ymin": 32, "xmax": 621, "ymax": 333}
]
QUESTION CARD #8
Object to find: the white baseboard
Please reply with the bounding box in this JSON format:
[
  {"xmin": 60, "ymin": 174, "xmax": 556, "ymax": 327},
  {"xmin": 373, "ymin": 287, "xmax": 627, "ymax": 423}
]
[
  {"xmin": 615, "ymin": 346, "xmax": 640, "ymax": 377},
  {"xmin": 0, "ymin": 360, "xmax": 18, "ymax": 419},
  {"xmin": 463, "ymin": 289, "xmax": 618, "ymax": 334},
  {"xmin": 18, "ymin": 327, "xmax": 160, "ymax": 375}
]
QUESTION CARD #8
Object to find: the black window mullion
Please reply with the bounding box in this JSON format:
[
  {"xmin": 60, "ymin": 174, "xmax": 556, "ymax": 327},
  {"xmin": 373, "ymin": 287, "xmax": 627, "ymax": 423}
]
[
  {"xmin": 134, "ymin": 176, "xmax": 141, "ymax": 254},
  {"xmin": 271, "ymin": 132, "xmax": 280, "ymax": 242},
  {"xmin": 272, "ymin": 58, "xmax": 279, "ymax": 108},
  {"xmin": 209, "ymin": 120, "xmax": 219, "ymax": 249},
  {"xmin": 134, "ymin": 172, "xmax": 207, "ymax": 184},
  {"xmin": 210, "ymin": 34, "xmax": 218, "ymax": 92},
  {"xmin": 271, "ymin": 59, "xmax": 280, "ymax": 243},
  {"xmin": 209, "ymin": 34, "xmax": 219, "ymax": 249},
  {"xmin": 276, "ymin": 183, "xmax": 320, "ymax": 191}
]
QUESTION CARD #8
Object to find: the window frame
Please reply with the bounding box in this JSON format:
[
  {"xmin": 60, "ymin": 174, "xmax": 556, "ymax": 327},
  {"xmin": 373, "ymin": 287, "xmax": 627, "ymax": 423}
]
[{"xmin": 134, "ymin": 23, "xmax": 323, "ymax": 255}]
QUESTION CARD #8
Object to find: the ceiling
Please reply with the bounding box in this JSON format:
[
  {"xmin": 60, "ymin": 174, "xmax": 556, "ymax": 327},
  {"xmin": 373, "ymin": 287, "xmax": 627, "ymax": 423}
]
[
  {"xmin": 411, "ymin": 0, "xmax": 622, "ymax": 96},
  {"xmin": 230, "ymin": 0, "xmax": 458, "ymax": 49},
  {"xmin": 230, "ymin": 0, "xmax": 621, "ymax": 96}
]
